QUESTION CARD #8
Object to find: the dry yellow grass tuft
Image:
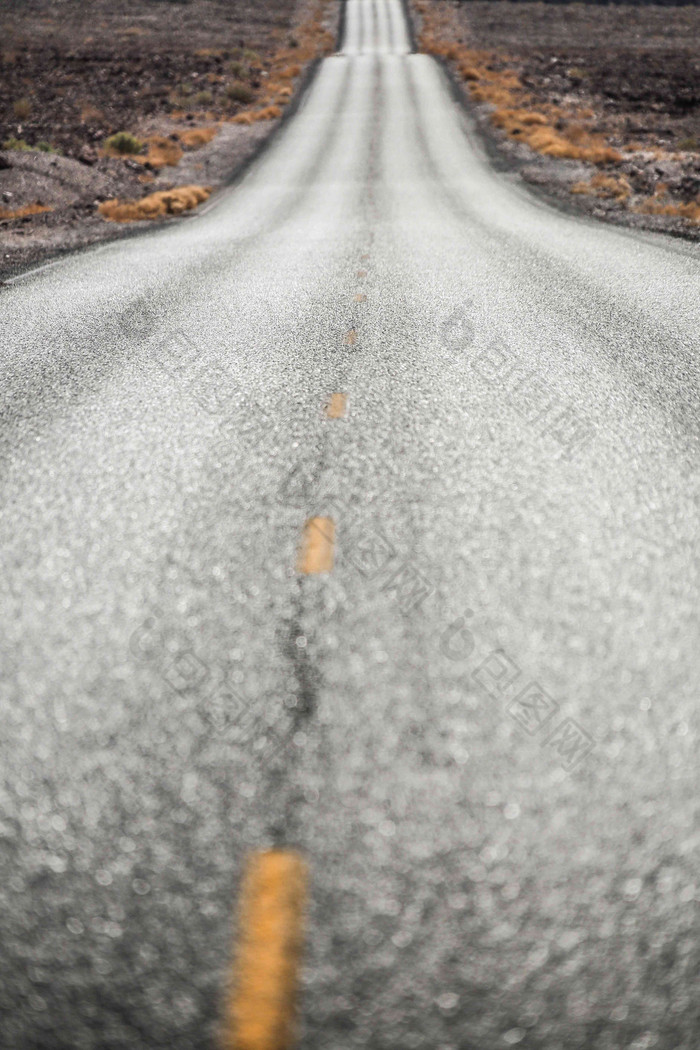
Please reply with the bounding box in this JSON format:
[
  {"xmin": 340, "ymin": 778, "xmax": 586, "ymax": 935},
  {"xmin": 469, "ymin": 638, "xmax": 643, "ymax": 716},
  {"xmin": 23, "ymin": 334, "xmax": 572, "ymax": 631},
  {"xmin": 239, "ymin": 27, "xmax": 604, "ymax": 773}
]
[
  {"xmin": 254, "ymin": 104, "xmax": 283, "ymax": 121},
  {"xmin": 98, "ymin": 184, "xmax": 211, "ymax": 222},
  {"xmin": 415, "ymin": 1, "xmax": 621, "ymax": 168},
  {"xmin": 634, "ymin": 188, "xmax": 700, "ymax": 223},
  {"xmin": 278, "ymin": 63, "xmax": 302, "ymax": 80},
  {"xmin": 0, "ymin": 202, "xmax": 52, "ymax": 220},
  {"xmin": 174, "ymin": 125, "xmax": 219, "ymax": 149},
  {"xmin": 231, "ymin": 104, "xmax": 282, "ymax": 124},
  {"xmin": 571, "ymin": 172, "xmax": 631, "ymax": 201},
  {"xmin": 225, "ymin": 0, "xmax": 334, "ymax": 125},
  {"xmin": 142, "ymin": 135, "xmax": 183, "ymax": 167}
]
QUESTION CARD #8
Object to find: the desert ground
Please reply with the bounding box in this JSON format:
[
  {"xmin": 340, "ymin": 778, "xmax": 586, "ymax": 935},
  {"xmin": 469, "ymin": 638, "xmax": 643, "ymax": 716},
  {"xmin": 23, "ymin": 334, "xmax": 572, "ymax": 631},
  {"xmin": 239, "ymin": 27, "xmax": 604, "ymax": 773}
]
[{"xmin": 0, "ymin": 0, "xmax": 338, "ymax": 276}]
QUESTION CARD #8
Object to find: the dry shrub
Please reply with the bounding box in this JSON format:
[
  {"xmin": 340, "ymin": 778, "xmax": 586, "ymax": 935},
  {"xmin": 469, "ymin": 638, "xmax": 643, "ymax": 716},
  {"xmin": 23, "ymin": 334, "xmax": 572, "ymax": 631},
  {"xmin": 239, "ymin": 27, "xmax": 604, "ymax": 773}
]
[
  {"xmin": 492, "ymin": 108, "xmax": 547, "ymax": 132},
  {"xmin": 278, "ymin": 64, "xmax": 302, "ymax": 80},
  {"xmin": 571, "ymin": 173, "xmax": 631, "ymax": 201},
  {"xmin": 141, "ymin": 135, "xmax": 183, "ymax": 168},
  {"xmin": 634, "ymin": 191, "xmax": 700, "ymax": 223},
  {"xmin": 175, "ymin": 126, "xmax": 219, "ymax": 149},
  {"xmin": 2, "ymin": 137, "xmax": 32, "ymax": 151},
  {"xmin": 104, "ymin": 131, "xmax": 143, "ymax": 155},
  {"xmin": 225, "ymin": 81, "xmax": 255, "ymax": 104},
  {"xmin": 253, "ymin": 105, "xmax": 282, "ymax": 121},
  {"xmin": 0, "ymin": 202, "xmax": 52, "ymax": 220},
  {"xmin": 98, "ymin": 185, "xmax": 211, "ymax": 223},
  {"xmin": 525, "ymin": 125, "xmax": 620, "ymax": 163},
  {"xmin": 104, "ymin": 133, "xmax": 181, "ymax": 168},
  {"xmin": 13, "ymin": 98, "xmax": 32, "ymax": 119},
  {"xmin": 230, "ymin": 104, "xmax": 282, "ymax": 124}
]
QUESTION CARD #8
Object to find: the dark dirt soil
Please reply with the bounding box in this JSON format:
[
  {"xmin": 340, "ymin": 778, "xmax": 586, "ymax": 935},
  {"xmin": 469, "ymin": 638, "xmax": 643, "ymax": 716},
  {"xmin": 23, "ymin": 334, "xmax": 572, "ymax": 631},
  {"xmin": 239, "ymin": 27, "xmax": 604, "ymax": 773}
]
[
  {"xmin": 413, "ymin": 0, "xmax": 700, "ymax": 240},
  {"xmin": 0, "ymin": 0, "xmax": 338, "ymax": 278}
]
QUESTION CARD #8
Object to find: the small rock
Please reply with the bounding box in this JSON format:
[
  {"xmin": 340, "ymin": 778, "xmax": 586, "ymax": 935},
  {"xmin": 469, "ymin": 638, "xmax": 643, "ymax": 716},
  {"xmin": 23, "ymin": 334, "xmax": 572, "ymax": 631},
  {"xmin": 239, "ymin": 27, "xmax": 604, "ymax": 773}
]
[
  {"xmin": 2, "ymin": 191, "xmax": 12, "ymax": 203},
  {"xmin": 78, "ymin": 145, "xmax": 98, "ymax": 166},
  {"xmin": 678, "ymin": 175, "xmax": 700, "ymax": 198}
]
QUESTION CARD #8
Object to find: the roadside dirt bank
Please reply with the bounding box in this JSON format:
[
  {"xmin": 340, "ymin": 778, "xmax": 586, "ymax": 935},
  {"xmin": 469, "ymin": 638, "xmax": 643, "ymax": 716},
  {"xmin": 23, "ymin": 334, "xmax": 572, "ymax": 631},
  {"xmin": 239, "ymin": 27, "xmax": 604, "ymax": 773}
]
[
  {"xmin": 411, "ymin": 0, "xmax": 700, "ymax": 242},
  {"xmin": 0, "ymin": 0, "xmax": 339, "ymax": 279}
]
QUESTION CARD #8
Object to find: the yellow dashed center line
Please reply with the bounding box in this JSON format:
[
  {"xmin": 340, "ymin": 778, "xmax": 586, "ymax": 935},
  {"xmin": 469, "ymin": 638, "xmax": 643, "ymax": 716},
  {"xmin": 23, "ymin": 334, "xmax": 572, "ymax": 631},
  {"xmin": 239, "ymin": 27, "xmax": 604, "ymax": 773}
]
[
  {"xmin": 222, "ymin": 850, "xmax": 308, "ymax": 1050},
  {"xmin": 354, "ymin": 293, "xmax": 366, "ymax": 303},
  {"xmin": 297, "ymin": 517, "xmax": 335, "ymax": 574},
  {"xmin": 356, "ymin": 269, "xmax": 367, "ymax": 279},
  {"xmin": 325, "ymin": 393, "xmax": 347, "ymax": 419},
  {"xmin": 343, "ymin": 328, "xmax": 357, "ymax": 346}
]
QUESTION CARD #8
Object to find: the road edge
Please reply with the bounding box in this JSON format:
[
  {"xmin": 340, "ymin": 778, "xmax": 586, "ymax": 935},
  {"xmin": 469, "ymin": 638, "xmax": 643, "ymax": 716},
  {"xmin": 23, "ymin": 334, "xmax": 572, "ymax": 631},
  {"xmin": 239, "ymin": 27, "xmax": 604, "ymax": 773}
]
[{"xmin": 1, "ymin": 8, "xmax": 341, "ymax": 287}]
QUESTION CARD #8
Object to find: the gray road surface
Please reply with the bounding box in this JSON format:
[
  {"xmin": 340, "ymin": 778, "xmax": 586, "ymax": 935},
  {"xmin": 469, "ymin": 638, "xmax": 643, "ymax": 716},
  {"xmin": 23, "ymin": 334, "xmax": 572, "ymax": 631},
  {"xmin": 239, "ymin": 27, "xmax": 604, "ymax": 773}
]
[{"xmin": 1, "ymin": 1, "xmax": 699, "ymax": 1047}]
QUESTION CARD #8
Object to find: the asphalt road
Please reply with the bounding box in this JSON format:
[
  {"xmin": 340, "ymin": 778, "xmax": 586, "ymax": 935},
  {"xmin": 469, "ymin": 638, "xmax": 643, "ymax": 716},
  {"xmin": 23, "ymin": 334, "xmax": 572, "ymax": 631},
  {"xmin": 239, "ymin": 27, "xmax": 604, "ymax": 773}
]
[{"xmin": 1, "ymin": 1, "xmax": 700, "ymax": 1047}]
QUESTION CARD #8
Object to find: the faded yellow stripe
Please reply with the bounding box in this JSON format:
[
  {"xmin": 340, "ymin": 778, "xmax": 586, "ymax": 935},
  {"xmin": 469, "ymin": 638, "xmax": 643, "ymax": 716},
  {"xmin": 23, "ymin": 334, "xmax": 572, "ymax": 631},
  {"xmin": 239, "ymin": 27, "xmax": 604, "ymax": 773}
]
[
  {"xmin": 297, "ymin": 517, "xmax": 335, "ymax": 574},
  {"xmin": 325, "ymin": 393, "xmax": 347, "ymax": 419},
  {"xmin": 343, "ymin": 329, "xmax": 357, "ymax": 346},
  {"xmin": 354, "ymin": 293, "xmax": 366, "ymax": 303},
  {"xmin": 222, "ymin": 850, "xmax": 308, "ymax": 1050}
]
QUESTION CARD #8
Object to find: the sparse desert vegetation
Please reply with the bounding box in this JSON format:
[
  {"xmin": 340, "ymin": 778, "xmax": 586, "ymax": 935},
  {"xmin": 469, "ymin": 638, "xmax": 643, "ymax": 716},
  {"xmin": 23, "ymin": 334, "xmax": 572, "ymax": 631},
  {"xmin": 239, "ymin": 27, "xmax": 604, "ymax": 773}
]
[
  {"xmin": 413, "ymin": 0, "xmax": 700, "ymax": 237},
  {"xmin": 0, "ymin": 201, "xmax": 52, "ymax": 220},
  {"xmin": 103, "ymin": 132, "xmax": 144, "ymax": 156},
  {"xmin": 0, "ymin": 0, "xmax": 338, "ymax": 274},
  {"xmin": 98, "ymin": 184, "xmax": 211, "ymax": 222}
]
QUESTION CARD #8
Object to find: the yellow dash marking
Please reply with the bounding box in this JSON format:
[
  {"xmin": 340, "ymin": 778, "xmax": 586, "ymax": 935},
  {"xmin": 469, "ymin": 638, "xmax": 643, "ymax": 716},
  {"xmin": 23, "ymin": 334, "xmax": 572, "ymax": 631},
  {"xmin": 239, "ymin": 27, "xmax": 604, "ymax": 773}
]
[
  {"xmin": 297, "ymin": 517, "xmax": 335, "ymax": 574},
  {"xmin": 222, "ymin": 850, "xmax": 308, "ymax": 1050},
  {"xmin": 343, "ymin": 329, "xmax": 357, "ymax": 346},
  {"xmin": 356, "ymin": 269, "xmax": 367, "ymax": 278},
  {"xmin": 361, "ymin": 253, "xmax": 370, "ymax": 261},
  {"xmin": 354, "ymin": 293, "xmax": 366, "ymax": 303},
  {"xmin": 325, "ymin": 393, "xmax": 347, "ymax": 419}
]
